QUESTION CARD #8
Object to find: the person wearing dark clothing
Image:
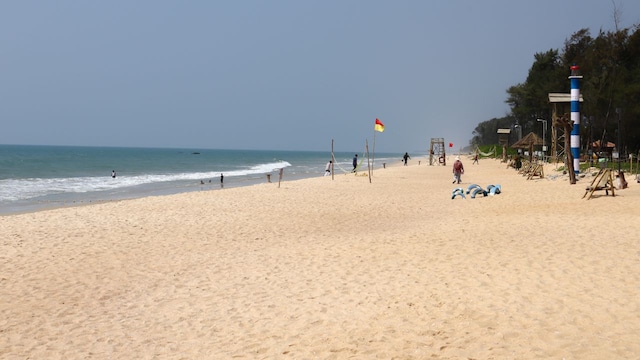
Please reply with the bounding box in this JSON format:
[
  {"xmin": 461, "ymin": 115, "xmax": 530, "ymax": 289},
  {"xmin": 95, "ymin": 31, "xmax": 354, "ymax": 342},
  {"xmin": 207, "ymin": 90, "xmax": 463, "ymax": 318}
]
[
  {"xmin": 352, "ymin": 154, "xmax": 358, "ymax": 172},
  {"xmin": 402, "ymin": 152, "xmax": 411, "ymax": 166}
]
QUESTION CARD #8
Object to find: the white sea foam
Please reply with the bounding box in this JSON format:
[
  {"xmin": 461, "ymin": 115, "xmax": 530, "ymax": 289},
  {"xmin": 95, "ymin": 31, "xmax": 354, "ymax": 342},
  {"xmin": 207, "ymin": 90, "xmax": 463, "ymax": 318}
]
[
  {"xmin": 0, "ymin": 145, "xmax": 403, "ymax": 215},
  {"xmin": 0, "ymin": 160, "xmax": 291, "ymax": 202}
]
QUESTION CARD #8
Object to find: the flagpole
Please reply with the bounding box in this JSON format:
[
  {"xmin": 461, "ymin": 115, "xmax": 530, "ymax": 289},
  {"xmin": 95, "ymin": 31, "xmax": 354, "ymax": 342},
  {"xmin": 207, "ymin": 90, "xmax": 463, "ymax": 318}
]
[
  {"xmin": 366, "ymin": 139, "xmax": 372, "ymax": 183},
  {"xmin": 372, "ymin": 118, "xmax": 384, "ymax": 177},
  {"xmin": 371, "ymin": 129, "xmax": 376, "ymax": 176}
]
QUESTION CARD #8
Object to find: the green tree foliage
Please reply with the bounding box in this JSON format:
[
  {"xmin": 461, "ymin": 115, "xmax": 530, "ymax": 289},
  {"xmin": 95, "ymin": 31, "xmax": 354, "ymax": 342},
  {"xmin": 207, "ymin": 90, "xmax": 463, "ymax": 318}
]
[
  {"xmin": 470, "ymin": 116, "xmax": 516, "ymax": 147},
  {"xmin": 471, "ymin": 23, "xmax": 640, "ymax": 155},
  {"xmin": 506, "ymin": 49, "xmax": 565, "ymax": 124},
  {"xmin": 561, "ymin": 26, "xmax": 639, "ymax": 154}
]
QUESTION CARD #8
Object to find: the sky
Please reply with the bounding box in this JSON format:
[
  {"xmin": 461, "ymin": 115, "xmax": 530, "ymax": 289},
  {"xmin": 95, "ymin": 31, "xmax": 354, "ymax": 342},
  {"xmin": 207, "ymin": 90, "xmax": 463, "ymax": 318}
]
[{"xmin": 2, "ymin": 1, "xmax": 639, "ymax": 154}]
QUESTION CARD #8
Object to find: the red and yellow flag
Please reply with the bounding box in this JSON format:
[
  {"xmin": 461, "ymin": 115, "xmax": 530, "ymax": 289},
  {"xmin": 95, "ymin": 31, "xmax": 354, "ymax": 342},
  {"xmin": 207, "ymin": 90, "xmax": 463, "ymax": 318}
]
[{"xmin": 374, "ymin": 118, "xmax": 385, "ymax": 132}]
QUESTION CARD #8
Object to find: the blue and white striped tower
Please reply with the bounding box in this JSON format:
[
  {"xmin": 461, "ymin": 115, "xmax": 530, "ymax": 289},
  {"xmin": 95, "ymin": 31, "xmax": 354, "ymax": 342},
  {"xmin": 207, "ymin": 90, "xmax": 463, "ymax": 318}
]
[{"xmin": 569, "ymin": 64, "xmax": 583, "ymax": 174}]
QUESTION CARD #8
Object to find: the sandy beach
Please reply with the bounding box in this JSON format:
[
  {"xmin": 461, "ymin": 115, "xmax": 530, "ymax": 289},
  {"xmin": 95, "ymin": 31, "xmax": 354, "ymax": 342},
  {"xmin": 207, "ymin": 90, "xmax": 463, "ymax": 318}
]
[{"xmin": 1, "ymin": 157, "xmax": 639, "ymax": 359}]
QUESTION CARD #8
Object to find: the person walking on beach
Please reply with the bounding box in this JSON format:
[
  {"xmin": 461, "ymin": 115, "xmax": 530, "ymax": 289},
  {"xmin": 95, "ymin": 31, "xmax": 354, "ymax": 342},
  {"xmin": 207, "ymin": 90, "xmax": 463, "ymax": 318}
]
[
  {"xmin": 452, "ymin": 156, "xmax": 464, "ymax": 184},
  {"xmin": 352, "ymin": 154, "xmax": 358, "ymax": 172},
  {"xmin": 402, "ymin": 152, "xmax": 411, "ymax": 166},
  {"xmin": 324, "ymin": 160, "xmax": 332, "ymax": 176},
  {"xmin": 111, "ymin": 170, "xmax": 116, "ymax": 178},
  {"xmin": 473, "ymin": 153, "xmax": 479, "ymax": 165}
]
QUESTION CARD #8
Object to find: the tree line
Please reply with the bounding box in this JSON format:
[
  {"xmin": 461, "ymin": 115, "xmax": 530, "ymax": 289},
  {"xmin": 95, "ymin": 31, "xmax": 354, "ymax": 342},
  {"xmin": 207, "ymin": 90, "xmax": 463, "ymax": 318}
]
[{"xmin": 470, "ymin": 22, "xmax": 640, "ymax": 157}]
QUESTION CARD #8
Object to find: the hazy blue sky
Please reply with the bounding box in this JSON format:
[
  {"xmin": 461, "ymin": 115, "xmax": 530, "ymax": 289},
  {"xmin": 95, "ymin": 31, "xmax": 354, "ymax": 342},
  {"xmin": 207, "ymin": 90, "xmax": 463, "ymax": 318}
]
[{"xmin": 2, "ymin": 1, "xmax": 638, "ymax": 153}]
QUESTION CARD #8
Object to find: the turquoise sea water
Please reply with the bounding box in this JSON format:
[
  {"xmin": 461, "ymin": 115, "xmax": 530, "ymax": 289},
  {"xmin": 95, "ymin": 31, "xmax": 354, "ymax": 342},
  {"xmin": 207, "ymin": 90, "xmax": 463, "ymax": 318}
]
[{"xmin": 0, "ymin": 145, "xmax": 400, "ymax": 215}]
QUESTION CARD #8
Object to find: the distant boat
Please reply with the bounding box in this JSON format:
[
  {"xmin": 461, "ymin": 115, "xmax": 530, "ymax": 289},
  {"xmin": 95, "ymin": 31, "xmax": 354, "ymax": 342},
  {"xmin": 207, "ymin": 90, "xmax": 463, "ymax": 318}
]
[{"xmin": 192, "ymin": 152, "xmax": 200, "ymax": 155}]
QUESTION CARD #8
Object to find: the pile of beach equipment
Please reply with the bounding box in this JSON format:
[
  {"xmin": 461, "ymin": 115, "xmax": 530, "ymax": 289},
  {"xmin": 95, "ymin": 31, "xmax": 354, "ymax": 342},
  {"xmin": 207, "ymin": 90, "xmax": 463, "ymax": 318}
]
[{"xmin": 451, "ymin": 184, "xmax": 501, "ymax": 199}]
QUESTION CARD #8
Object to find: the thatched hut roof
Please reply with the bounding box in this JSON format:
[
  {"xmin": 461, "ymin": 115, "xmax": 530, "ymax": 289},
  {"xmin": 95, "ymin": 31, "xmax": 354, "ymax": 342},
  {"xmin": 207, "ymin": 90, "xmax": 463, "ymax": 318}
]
[{"xmin": 511, "ymin": 132, "xmax": 543, "ymax": 149}]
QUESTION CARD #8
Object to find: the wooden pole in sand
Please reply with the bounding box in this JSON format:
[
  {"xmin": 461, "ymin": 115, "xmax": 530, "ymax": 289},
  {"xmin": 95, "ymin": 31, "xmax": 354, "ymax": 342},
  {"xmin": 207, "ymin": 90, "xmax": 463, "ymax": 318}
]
[
  {"xmin": 331, "ymin": 139, "xmax": 335, "ymax": 180},
  {"xmin": 556, "ymin": 113, "xmax": 576, "ymax": 184},
  {"xmin": 366, "ymin": 139, "xmax": 372, "ymax": 183},
  {"xmin": 371, "ymin": 129, "xmax": 377, "ymax": 176}
]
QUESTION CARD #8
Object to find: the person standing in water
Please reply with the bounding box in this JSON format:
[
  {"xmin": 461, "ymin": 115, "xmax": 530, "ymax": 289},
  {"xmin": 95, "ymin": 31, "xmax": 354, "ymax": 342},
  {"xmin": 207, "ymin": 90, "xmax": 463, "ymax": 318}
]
[{"xmin": 111, "ymin": 170, "xmax": 116, "ymax": 178}]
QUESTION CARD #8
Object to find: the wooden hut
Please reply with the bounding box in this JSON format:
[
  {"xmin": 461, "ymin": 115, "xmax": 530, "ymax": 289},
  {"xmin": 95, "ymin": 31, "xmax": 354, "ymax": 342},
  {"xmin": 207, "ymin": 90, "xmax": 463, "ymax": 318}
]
[{"xmin": 512, "ymin": 132, "xmax": 544, "ymax": 162}]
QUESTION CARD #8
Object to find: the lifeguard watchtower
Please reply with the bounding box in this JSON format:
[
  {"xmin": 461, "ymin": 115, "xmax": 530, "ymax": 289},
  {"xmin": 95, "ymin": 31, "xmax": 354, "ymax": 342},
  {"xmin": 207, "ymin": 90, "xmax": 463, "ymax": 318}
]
[
  {"xmin": 548, "ymin": 92, "xmax": 583, "ymax": 163},
  {"xmin": 429, "ymin": 138, "xmax": 446, "ymax": 165},
  {"xmin": 497, "ymin": 128, "xmax": 511, "ymax": 161}
]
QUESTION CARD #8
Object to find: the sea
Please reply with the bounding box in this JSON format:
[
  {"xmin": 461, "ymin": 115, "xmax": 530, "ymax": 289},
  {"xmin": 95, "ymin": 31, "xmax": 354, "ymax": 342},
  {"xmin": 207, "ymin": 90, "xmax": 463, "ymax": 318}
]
[{"xmin": 0, "ymin": 144, "xmax": 401, "ymax": 215}]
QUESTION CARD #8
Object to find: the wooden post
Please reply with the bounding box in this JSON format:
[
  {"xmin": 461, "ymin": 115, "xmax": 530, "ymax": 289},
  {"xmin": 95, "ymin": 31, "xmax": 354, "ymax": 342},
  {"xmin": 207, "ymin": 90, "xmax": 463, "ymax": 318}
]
[
  {"xmin": 556, "ymin": 113, "xmax": 576, "ymax": 184},
  {"xmin": 331, "ymin": 139, "xmax": 335, "ymax": 180},
  {"xmin": 366, "ymin": 140, "xmax": 372, "ymax": 183}
]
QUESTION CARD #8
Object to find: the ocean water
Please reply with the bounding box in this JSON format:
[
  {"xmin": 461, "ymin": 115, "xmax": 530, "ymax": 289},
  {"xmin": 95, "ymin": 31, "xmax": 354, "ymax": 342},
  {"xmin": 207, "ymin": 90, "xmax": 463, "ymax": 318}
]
[{"xmin": 0, "ymin": 145, "xmax": 400, "ymax": 215}]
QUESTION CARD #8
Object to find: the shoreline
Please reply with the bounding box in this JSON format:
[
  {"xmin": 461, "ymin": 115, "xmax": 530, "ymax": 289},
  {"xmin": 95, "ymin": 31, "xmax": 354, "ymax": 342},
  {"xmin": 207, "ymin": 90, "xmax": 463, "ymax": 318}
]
[
  {"xmin": 2, "ymin": 158, "xmax": 639, "ymax": 358},
  {"xmin": 0, "ymin": 152, "xmax": 406, "ymax": 217}
]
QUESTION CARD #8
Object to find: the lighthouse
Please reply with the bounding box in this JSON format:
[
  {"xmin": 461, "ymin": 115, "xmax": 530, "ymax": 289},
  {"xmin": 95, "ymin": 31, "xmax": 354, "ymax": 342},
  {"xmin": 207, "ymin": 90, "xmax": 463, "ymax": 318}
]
[{"xmin": 569, "ymin": 65, "xmax": 583, "ymax": 174}]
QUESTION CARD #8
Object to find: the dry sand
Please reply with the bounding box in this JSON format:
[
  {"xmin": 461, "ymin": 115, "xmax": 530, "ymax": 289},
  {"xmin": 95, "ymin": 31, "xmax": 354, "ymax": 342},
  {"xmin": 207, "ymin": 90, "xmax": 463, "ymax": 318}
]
[{"xmin": 1, "ymin": 158, "xmax": 639, "ymax": 359}]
